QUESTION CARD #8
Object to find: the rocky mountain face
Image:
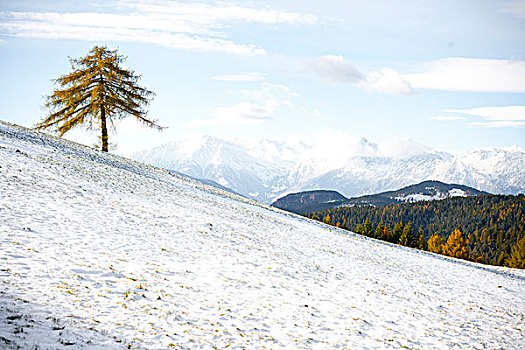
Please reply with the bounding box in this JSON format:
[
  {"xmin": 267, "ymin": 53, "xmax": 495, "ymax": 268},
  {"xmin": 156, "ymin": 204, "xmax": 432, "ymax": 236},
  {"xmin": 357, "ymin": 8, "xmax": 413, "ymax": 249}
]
[{"xmin": 131, "ymin": 136, "xmax": 525, "ymax": 203}]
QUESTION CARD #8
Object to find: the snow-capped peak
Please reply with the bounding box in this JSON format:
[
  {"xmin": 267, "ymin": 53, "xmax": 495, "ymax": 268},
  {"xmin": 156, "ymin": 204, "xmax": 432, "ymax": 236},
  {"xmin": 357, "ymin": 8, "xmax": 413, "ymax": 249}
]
[{"xmin": 131, "ymin": 135, "xmax": 525, "ymax": 203}]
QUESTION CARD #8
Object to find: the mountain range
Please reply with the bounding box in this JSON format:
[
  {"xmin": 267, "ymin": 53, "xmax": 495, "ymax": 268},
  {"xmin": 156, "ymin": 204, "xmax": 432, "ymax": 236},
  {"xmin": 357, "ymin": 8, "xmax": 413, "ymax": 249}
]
[
  {"xmin": 131, "ymin": 135, "xmax": 525, "ymax": 203},
  {"xmin": 271, "ymin": 180, "xmax": 489, "ymax": 214}
]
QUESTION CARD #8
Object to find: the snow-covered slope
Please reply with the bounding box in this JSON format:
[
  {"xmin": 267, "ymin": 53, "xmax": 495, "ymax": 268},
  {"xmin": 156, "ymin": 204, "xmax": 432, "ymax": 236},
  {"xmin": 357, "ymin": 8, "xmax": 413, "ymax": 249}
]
[
  {"xmin": 131, "ymin": 137, "xmax": 525, "ymax": 203},
  {"xmin": 1, "ymin": 121, "xmax": 524, "ymax": 349}
]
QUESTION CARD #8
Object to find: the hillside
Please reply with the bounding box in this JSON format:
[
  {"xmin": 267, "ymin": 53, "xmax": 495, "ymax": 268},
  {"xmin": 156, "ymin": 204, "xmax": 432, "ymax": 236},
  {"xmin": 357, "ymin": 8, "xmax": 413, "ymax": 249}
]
[
  {"xmin": 306, "ymin": 194, "xmax": 525, "ymax": 267},
  {"xmin": 1, "ymin": 121, "xmax": 524, "ymax": 349},
  {"xmin": 272, "ymin": 190, "xmax": 347, "ymax": 214},
  {"xmin": 272, "ymin": 180, "xmax": 487, "ymax": 213},
  {"xmin": 346, "ymin": 180, "xmax": 488, "ymax": 206},
  {"xmin": 131, "ymin": 136, "xmax": 525, "ymax": 203}
]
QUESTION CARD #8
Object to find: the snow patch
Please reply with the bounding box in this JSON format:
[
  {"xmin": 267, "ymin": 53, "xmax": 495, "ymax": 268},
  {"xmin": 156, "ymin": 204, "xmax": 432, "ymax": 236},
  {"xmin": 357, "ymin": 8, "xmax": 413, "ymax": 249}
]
[{"xmin": 449, "ymin": 188, "xmax": 467, "ymax": 197}]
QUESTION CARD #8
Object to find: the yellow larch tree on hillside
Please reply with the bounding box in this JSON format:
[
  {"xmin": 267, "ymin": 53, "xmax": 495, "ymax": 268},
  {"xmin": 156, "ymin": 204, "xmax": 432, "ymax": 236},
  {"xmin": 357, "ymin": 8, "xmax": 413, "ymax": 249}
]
[{"xmin": 35, "ymin": 46, "xmax": 163, "ymax": 152}]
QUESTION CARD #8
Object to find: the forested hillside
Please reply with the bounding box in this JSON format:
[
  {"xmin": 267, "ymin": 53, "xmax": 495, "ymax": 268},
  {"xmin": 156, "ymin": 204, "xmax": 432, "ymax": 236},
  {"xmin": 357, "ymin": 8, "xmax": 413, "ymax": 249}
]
[{"xmin": 306, "ymin": 194, "xmax": 525, "ymax": 268}]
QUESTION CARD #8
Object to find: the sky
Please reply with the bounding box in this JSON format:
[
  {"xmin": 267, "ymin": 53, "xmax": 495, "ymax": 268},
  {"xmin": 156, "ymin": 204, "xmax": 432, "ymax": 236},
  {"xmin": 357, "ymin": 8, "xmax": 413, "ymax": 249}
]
[{"xmin": 0, "ymin": 0, "xmax": 524, "ymax": 156}]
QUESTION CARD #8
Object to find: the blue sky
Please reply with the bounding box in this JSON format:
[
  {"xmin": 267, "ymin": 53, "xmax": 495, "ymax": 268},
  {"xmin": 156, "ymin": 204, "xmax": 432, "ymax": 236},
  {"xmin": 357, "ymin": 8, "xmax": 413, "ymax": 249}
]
[{"xmin": 0, "ymin": 0, "xmax": 524, "ymax": 155}]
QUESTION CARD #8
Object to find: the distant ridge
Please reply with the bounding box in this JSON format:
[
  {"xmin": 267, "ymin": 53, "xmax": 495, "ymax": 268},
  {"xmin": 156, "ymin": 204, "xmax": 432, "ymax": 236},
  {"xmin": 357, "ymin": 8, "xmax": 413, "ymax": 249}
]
[
  {"xmin": 131, "ymin": 135, "xmax": 525, "ymax": 203},
  {"xmin": 272, "ymin": 190, "xmax": 347, "ymax": 214},
  {"xmin": 272, "ymin": 180, "xmax": 489, "ymax": 214}
]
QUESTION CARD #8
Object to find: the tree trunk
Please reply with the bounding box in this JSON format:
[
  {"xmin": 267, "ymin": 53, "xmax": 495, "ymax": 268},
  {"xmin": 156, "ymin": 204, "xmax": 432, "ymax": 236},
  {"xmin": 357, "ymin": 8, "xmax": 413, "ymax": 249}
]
[{"xmin": 100, "ymin": 105, "xmax": 108, "ymax": 152}]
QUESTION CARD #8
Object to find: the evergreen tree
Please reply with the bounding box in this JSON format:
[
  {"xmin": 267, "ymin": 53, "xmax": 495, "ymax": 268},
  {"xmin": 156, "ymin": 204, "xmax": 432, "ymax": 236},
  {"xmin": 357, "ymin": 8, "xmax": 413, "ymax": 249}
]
[
  {"xmin": 375, "ymin": 221, "xmax": 385, "ymax": 239},
  {"xmin": 415, "ymin": 228, "xmax": 428, "ymax": 251},
  {"xmin": 399, "ymin": 222, "xmax": 414, "ymax": 247},
  {"xmin": 341, "ymin": 217, "xmax": 349, "ymax": 230},
  {"xmin": 363, "ymin": 218, "xmax": 374, "ymax": 237},
  {"xmin": 382, "ymin": 225, "xmax": 392, "ymax": 242},
  {"xmin": 392, "ymin": 222, "xmax": 404, "ymax": 244},
  {"xmin": 354, "ymin": 224, "xmax": 363, "ymax": 234},
  {"xmin": 443, "ymin": 228, "xmax": 470, "ymax": 260},
  {"xmin": 507, "ymin": 235, "xmax": 525, "ymax": 268},
  {"xmin": 35, "ymin": 46, "xmax": 162, "ymax": 152}
]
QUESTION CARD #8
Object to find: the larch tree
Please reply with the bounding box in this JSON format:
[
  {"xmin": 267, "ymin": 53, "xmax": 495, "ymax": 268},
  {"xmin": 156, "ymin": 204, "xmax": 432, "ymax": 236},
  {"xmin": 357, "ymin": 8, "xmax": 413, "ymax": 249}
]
[
  {"xmin": 35, "ymin": 45, "xmax": 163, "ymax": 152},
  {"xmin": 443, "ymin": 228, "xmax": 470, "ymax": 260},
  {"xmin": 507, "ymin": 235, "xmax": 525, "ymax": 268},
  {"xmin": 428, "ymin": 234, "xmax": 443, "ymax": 254},
  {"xmin": 399, "ymin": 221, "xmax": 414, "ymax": 247}
]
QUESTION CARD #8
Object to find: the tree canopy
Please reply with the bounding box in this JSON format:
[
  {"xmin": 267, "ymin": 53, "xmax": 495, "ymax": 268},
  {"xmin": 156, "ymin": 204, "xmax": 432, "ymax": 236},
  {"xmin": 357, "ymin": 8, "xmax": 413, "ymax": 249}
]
[
  {"xmin": 36, "ymin": 45, "xmax": 162, "ymax": 152},
  {"xmin": 305, "ymin": 194, "xmax": 525, "ymax": 268}
]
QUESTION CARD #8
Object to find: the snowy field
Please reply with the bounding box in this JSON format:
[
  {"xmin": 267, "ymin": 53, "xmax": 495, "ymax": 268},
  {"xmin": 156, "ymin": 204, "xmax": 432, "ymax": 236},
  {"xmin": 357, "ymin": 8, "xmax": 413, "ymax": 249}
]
[{"xmin": 1, "ymin": 121, "xmax": 524, "ymax": 349}]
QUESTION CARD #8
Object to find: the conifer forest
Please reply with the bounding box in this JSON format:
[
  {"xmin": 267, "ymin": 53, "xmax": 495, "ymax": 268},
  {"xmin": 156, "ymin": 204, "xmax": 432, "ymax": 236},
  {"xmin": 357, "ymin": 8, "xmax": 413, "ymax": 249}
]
[{"xmin": 305, "ymin": 194, "xmax": 525, "ymax": 268}]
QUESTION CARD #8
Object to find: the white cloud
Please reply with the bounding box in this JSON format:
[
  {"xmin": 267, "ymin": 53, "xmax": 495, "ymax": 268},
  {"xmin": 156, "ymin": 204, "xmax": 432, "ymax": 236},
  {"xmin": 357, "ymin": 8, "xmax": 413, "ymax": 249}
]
[
  {"xmin": 1, "ymin": 20, "xmax": 264, "ymax": 55},
  {"xmin": 213, "ymin": 73, "xmax": 267, "ymax": 82},
  {"xmin": 468, "ymin": 120, "xmax": 525, "ymax": 128},
  {"xmin": 403, "ymin": 58, "xmax": 525, "ymax": 93},
  {"xmin": 307, "ymin": 55, "xmax": 414, "ymax": 95},
  {"xmin": 185, "ymin": 102, "xmax": 274, "ymax": 127},
  {"xmin": 308, "ymin": 56, "xmax": 525, "ymax": 94},
  {"xmin": 445, "ymin": 106, "xmax": 525, "ymax": 121},
  {"xmin": 0, "ymin": 1, "xmax": 317, "ymax": 55},
  {"xmin": 184, "ymin": 82, "xmax": 296, "ymax": 128},
  {"xmin": 377, "ymin": 137, "xmax": 429, "ymax": 159},
  {"xmin": 430, "ymin": 115, "xmax": 467, "ymax": 121},
  {"xmin": 501, "ymin": 0, "xmax": 525, "ymax": 19},
  {"xmin": 307, "ymin": 132, "xmax": 429, "ymax": 169},
  {"xmin": 438, "ymin": 106, "xmax": 525, "ymax": 128},
  {"xmin": 122, "ymin": 0, "xmax": 318, "ymax": 25},
  {"xmin": 361, "ymin": 67, "xmax": 414, "ymax": 95},
  {"xmin": 301, "ymin": 107, "xmax": 322, "ymax": 117},
  {"xmin": 307, "ymin": 131, "xmax": 373, "ymax": 171},
  {"xmin": 307, "ymin": 55, "xmax": 364, "ymax": 83},
  {"xmin": 241, "ymin": 82, "xmax": 297, "ymax": 107}
]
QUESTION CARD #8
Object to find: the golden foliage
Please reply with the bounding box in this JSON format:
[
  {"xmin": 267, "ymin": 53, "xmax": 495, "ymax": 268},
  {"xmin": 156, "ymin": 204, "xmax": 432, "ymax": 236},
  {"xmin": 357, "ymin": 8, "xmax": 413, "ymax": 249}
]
[
  {"xmin": 35, "ymin": 46, "xmax": 162, "ymax": 152},
  {"xmin": 442, "ymin": 228, "xmax": 470, "ymax": 260},
  {"xmin": 507, "ymin": 236, "xmax": 525, "ymax": 268},
  {"xmin": 427, "ymin": 234, "xmax": 443, "ymax": 254}
]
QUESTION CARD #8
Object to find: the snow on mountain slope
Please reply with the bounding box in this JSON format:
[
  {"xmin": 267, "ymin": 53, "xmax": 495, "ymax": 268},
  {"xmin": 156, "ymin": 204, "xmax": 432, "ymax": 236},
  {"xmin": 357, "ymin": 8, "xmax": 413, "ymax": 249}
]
[
  {"xmin": 1, "ymin": 121, "xmax": 524, "ymax": 349},
  {"xmin": 296, "ymin": 152, "xmax": 497, "ymax": 199},
  {"xmin": 131, "ymin": 136, "xmax": 288, "ymax": 203},
  {"xmin": 395, "ymin": 188, "xmax": 467, "ymax": 203},
  {"xmin": 131, "ymin": 136, "xmax": 525, "ymax": 203},
  {"xmin": 456, "ymin": 147, "xmax": 525, "ymax": 195}
]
